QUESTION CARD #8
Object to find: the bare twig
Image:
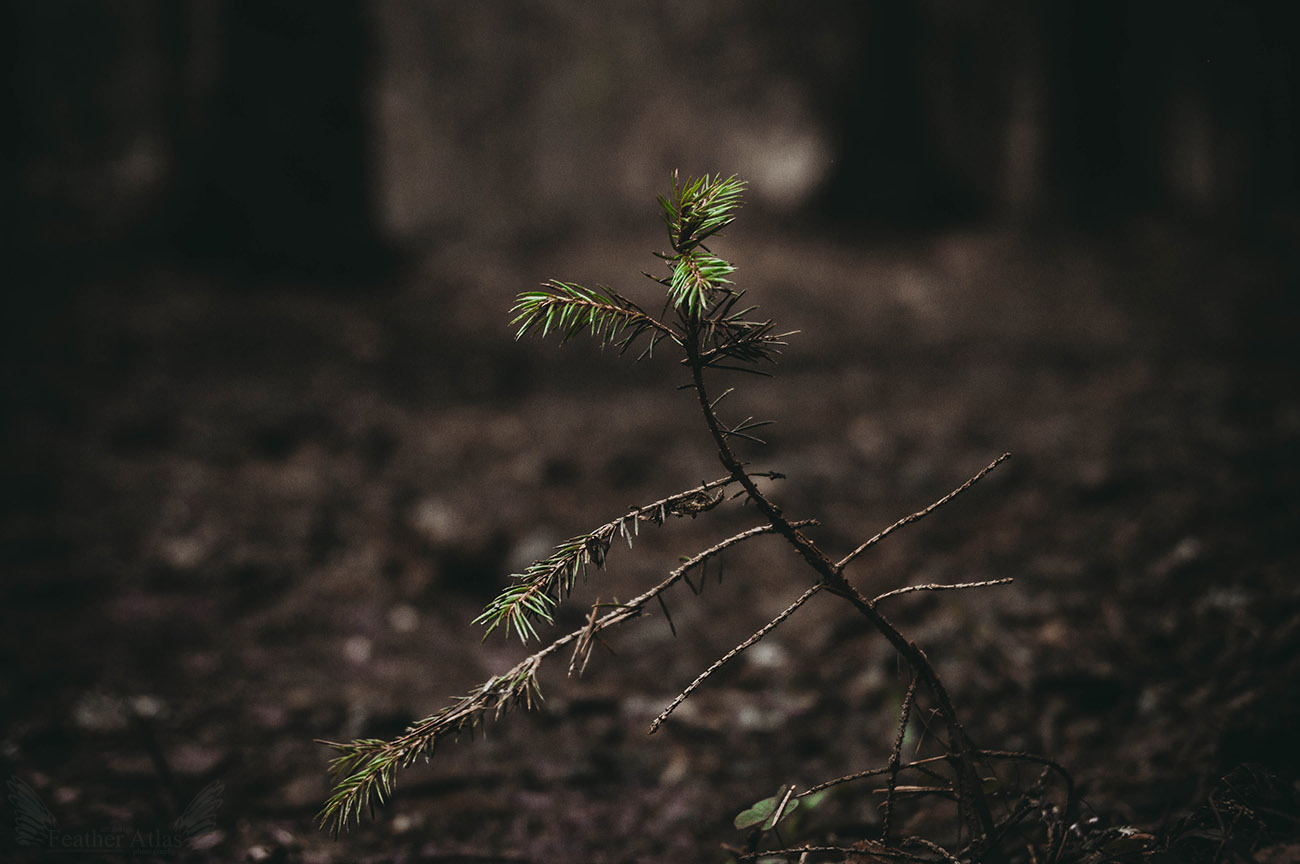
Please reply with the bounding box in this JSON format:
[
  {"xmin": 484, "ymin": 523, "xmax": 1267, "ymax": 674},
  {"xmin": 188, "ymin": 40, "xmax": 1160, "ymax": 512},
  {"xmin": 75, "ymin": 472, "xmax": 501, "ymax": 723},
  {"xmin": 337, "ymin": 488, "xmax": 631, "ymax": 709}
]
[
  {"xmin": 882, "ymin": 674, "xmax": 920, "ymax": 842},
  {"xmin": 973, "ymin": 749, "xmax": 1077, "ymax": 864},
  {"xmin": 321, "ymin": 518, "xmax": 803, "ymax": 834},
  {"xmin": 571, "ymin": 600, "xmax": 612, "ymax": 677},
  {"xmin": 901, "ymin": 836, "xmax": 964, "ymax": 864},
  {"xmin": 836, "ymin": 453, "xmax": 1011, "ymax": 571},
  {"xmin": 565, "ymin": 520, "xmax": 815, "ymax": 676},
  {"xmin": 649, "ymin": 581, "xmax": 823, "ymax": 733},
  {"xmin": 738, "ymin": 842, "xmax": 935, "ymax": 863},
  {"xmin": 799, "ymin": 755, "xmax": 951, "ymax": 799},
  {"xmin": 477, "ymin": 472, "xmax": 783, "ymax": 641},
  {"xmin": 872, "ymin": 578, "xmax": 1014, "ymax": 604}
]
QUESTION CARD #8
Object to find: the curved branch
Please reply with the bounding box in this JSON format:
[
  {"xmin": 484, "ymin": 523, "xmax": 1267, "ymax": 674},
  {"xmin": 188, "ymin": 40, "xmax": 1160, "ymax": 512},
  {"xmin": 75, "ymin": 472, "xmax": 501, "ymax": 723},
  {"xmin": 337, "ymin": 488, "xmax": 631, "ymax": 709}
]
[{"xmin": 682, "ymin": 339, "xmax": 1003, "ymax": 858}]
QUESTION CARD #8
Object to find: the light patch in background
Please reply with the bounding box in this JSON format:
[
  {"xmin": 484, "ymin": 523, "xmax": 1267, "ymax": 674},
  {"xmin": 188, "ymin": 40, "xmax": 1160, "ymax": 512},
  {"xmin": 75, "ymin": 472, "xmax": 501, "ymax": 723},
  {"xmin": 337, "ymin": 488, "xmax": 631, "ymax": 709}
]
[
  {"xmin": 713, "ymin": 81, "xmax": 834, "ymax": 211},
  {"xmin": 729, "ymin": 120, "xmax": 834, "ymax": 211},
  {"xmin": 1165, "ymin": 88, "xmax": 1217, "ymax": 212},
  {"xmin": 617, "ymin": 82, "xmax": 834, "ymax": 215},
  {"xmin": 371, "ymin": 0, "xmax": 841, "ymax": 242},
  {"xmin": 1001, "ymin": 66, "xmax": 1046, "ymax": 216}
]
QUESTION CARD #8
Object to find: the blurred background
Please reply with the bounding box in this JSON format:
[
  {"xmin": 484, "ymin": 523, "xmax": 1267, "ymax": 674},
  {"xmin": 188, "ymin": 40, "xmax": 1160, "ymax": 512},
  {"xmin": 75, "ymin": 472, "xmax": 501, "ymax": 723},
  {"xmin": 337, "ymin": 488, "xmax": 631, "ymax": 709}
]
[
  {"xmin": 5, "ymin": 2, "xmax": 1300, "ymax": 862},
  {"xmin": 10, "ymin": 1, "xmax": 1299, "ymax": 273}
]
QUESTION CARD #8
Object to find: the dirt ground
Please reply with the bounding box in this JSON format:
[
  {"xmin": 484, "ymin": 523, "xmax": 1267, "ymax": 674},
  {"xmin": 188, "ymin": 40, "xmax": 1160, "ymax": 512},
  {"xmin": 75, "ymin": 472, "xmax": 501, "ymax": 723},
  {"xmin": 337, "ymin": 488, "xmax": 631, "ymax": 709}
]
[{"xmin": 4, "ymin": 217, "xmax": 1300, "ymax": 862}]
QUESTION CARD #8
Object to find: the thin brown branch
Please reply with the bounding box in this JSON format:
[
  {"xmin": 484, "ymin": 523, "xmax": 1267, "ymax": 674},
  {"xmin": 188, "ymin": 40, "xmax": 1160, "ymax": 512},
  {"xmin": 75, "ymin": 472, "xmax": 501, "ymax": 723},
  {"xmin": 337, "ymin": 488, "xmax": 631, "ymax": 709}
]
[
  {"xmin": 684, "ymin": 340, "xmax": 837, "ymax": 575},
  {"xmin": 799, "ymin": 756, "xmax": 953, "ymax": 799},
  {"xmin": 567, "ymin": 520, "xmax": 816, "ymax": 677},
  {"xmin": 874, "ymin": 785, "xmax": 957, "ymax": 800},
  {"xmin": 872, "ymin": 578, "xmax": 1014, "ymax": 604},
  {"xmin": 323, "ymin": 519, "xmax": 809, "ymax": 832},
  {"xmin": 901, "ymin": 836, "xmax": 964, "ymax": 864},
  {"xmin": 571, "ymin": 600, "xmax": 609, "ymax": 677},
  {"xmin": 882, "ymin": 674, "xmax": 920, "ymax": 842},
  {"xmin": 738, "ymin": 842, "xmax": 936, "ymax": 863},
  {"xmin": 972, "ymin": 749, "xmax": 1078, "ymax": 864},
  {"xmin": 649, "ymin": 582, "xmax": 823, "ymax": 733},
  {"xmin": 836, "ymin": 453, "xmax": 1011, "ymax": 571},
  {"xmin": 818, "ymin": 578, "xmax": 999, "ymax": 852}
]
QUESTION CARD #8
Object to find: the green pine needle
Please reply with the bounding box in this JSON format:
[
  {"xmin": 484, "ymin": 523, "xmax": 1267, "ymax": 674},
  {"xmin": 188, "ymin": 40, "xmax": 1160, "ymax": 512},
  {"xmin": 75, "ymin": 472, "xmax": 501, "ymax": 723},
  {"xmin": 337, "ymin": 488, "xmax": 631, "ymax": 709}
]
[
  {"xmin": 658, "ymin": 172, "xmax": 747, "ymax": 253},
  {"xmin": 316, "ymin": 658, "xmax": 545, "ymax": 835},
  {"xmin": 475, "ymin": 475, "xmax": 746, "ymax": 643},
  {"xmin": 668, "ymin": 249, "xmax": 736, "ymax": 319},
  {"xmin": 510, "ymin": 281, "xmax": 675, "ymax": 352},
  {"xmin": 656, "ymin": 173, "xmax": 747, "ymax": 320}
]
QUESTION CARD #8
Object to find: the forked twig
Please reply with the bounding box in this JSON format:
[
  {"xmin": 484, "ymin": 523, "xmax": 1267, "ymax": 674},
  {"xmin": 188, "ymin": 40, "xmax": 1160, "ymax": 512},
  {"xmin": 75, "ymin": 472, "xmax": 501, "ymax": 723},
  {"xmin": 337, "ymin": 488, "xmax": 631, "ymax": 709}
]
[
  {"xmin": 972, "ymin": 749, "xmax": 1077, "ymax": 864},
  {"xmin": 571, "ymin": 600, "xmax": 615, "ymax": 677}
]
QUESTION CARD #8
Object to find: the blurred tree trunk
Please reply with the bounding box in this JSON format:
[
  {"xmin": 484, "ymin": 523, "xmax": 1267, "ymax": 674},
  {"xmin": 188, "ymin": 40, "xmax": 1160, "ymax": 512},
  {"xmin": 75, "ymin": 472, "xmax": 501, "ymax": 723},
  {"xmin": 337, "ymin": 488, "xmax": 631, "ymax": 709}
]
[
  {"xmin": 10, "ymin": 2, "xmax": 171, "ymax": 261},
  {"xmin": 11, "ymin": 1, "xmax": 391, "ymax": 282},
  {"xmin": 1043, "ymin": 0, "xmax": 1298, "ymax": 223},
  {"xmin": 818, "ymin": 0, "xmax": 1298, "ymax": 226},
  {"xmin": 165, "ymin": 0, "xmax": 392, "ymax": 279},
  {"xmin": 820, "ymin": 2, "xmax": 971, "ymax": 223}
]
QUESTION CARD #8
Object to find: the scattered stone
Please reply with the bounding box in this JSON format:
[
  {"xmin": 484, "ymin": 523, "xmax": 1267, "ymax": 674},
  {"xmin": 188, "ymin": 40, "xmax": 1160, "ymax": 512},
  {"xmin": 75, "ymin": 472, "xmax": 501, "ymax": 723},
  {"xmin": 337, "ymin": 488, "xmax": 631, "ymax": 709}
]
[{"xmin": 343, "ymin": 635, "xmax": 372, "ymax": 665}]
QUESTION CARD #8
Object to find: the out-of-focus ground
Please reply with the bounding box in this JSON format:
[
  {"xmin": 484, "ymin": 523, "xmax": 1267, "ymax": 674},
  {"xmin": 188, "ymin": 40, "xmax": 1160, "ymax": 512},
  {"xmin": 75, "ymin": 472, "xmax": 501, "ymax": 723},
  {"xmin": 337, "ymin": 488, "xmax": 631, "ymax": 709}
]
[
  {"xmin": 4, "ymin": 215, "xmax": 1299, "ymax": 862},
  {"xmin": 7, "ymin": 3, "xmax": 1300, "ymax": 861}
]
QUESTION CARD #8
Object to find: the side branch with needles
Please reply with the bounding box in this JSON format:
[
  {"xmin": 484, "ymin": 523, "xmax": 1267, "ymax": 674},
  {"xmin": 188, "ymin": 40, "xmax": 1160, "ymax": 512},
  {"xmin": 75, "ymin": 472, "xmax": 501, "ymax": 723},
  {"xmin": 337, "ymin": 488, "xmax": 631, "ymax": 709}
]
[
  {"xmin": 317, "ymin": 174, "xmax": 1076, "ymax": 864},
  {"xmin": 318, "ymin": 493, "xmax": 816, "ymax": 833}
]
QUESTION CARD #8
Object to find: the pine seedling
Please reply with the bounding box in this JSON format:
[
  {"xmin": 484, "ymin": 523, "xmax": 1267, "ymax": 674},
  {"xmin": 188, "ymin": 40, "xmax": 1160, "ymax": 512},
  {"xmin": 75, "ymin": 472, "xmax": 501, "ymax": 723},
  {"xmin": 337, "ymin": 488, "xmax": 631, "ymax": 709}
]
[{"xmin": 318, "ymin": 173, "xmax": 1074, "ymax": 862}]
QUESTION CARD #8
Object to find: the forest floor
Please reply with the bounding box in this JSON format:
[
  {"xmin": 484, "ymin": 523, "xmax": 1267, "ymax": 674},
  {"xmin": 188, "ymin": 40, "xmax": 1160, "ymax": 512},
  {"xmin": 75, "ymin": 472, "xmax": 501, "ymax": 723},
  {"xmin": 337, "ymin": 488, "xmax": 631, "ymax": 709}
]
[{"xmin": 4, "ymin": 217, "xmax": 1300, "ymax": 863}]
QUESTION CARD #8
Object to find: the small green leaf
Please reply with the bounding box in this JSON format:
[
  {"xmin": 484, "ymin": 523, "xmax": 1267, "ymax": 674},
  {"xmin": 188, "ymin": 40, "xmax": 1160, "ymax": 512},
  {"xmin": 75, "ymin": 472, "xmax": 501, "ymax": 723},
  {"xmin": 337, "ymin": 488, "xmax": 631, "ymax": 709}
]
[
  {"xmin": 733, "ymin": 791, "xmax": 798, "ymax": 830},
  {"xmin": 732, "ymin": 798, "xmax": 771, "ymax": 830}
]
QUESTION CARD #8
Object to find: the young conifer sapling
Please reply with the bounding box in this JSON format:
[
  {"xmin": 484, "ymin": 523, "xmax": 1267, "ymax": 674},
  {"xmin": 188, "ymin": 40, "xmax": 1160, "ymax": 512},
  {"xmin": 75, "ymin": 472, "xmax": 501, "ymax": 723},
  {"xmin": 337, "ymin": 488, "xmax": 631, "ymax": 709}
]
[{"xmin": 318, "ymin": 174, "xmax": 1074, "ymax": 863}]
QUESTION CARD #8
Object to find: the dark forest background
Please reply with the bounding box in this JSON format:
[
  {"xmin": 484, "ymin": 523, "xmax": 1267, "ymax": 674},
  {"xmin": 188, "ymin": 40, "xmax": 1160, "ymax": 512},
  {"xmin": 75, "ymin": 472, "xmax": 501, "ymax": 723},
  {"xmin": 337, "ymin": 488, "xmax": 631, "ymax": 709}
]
[{"xmin": 10, "ymin": 1, "xmax": 1299, "ymax": 277}]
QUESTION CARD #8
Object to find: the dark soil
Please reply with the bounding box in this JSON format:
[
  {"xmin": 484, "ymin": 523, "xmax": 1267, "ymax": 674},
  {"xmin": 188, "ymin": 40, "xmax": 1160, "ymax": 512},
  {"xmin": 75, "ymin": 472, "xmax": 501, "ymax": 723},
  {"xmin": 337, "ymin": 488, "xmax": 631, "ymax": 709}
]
[{"xmin": 4, "ymin": 219, "xmax": 1299, "ymax": 862}]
